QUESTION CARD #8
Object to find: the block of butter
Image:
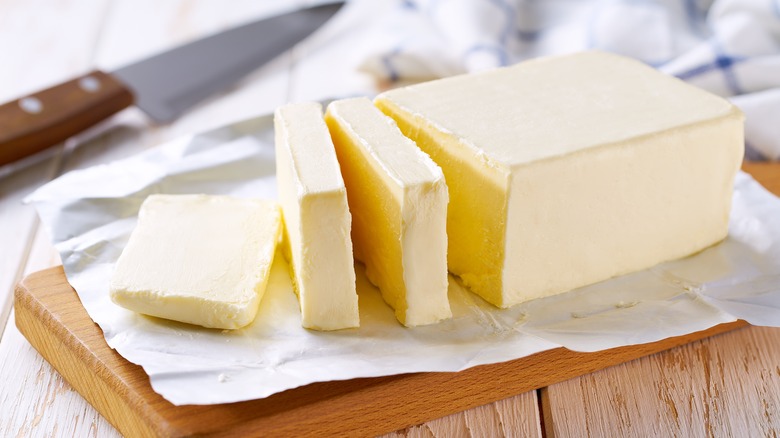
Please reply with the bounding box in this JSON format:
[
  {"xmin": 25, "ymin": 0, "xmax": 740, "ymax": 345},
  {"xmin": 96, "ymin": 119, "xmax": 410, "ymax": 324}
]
[
  {"xmin": 110, "ymin": 195, "xmax": 281, "ymax": 329},
  {"xmin": 275, "ymin": 102, "xmax": 360, "ymax": 330},
  {"xmin": 325, "ymin": 97, "xmax": 451, "ymax": 327},
  {"xmin": 376, "ymin": 51, "xmax": 744, "ymax": 308}
]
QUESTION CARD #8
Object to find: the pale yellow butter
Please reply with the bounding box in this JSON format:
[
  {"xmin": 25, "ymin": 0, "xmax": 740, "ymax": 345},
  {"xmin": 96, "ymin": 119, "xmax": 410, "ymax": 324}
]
[
  {"xmin": 274, "ymin": 102, "xmax": 360, "ymax": 330},
  {"xmin": 376, "ymin": 51, "xmax": 744, "ymax": 308},
  {"xmin": 110, "ymin": 194, "xmax": 281, "ymax": 329},
  {"xmin": 326, "ymin": 97, "xmax": 451, "ymax": 327}
]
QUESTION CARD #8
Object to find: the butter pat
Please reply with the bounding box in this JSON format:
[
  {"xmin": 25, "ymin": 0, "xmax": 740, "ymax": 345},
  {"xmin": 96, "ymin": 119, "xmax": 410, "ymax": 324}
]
[
  {"xmin": 326, "ymin": 98, "xmax": 451, "ymax": 327},
  {"xmin": 110, "ymin": 195, "xmax": 281, "ymax": 329},
  {"xmin": 376, "ymin": 51, "xmax": 744, "ymax": 308},
  {"xmin": 274, "ymin": 102, "xmax": 360, "ymax": 330}
]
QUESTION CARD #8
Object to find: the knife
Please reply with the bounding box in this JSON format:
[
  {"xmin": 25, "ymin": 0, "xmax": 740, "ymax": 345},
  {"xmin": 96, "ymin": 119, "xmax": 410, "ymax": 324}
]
[{"xmin": 0, "ymin": 2, "xmax": 343, "ymax": 167}]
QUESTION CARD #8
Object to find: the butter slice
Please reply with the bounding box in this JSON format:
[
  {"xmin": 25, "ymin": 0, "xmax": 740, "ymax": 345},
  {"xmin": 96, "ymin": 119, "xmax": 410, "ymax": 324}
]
[
  {"xmin": 376, "ymin": 51, "xmax": 744, "ymax": 308},
  {"xmin": 274, "ymin": 102, "xmax": 360, "ymax": 330},
  {"xmin": 325, "ymin": 98, "xmax": 451, "ymax": 327},
  {"xmin": 110, "ymin": 195, "xmax": 281, "ymax": 329}
]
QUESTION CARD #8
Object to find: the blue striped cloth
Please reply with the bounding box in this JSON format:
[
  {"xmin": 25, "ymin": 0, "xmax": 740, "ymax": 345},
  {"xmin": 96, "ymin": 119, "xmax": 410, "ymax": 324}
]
[{"xmin": 358, "ymin": 0, "xmax": 780, "ymax": 160}]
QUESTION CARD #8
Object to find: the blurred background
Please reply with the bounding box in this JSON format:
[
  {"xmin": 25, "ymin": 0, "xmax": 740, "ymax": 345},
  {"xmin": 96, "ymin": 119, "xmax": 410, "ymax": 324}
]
[{"xmin": 1, "ymin": 0, "xmax": 778, "ymax": 165}]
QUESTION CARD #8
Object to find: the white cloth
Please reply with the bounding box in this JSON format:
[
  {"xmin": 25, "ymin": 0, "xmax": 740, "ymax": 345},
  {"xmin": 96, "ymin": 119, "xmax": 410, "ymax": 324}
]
[{"xmin": 358, "ymin": 0, "xmax": 780, "ymax": 160}]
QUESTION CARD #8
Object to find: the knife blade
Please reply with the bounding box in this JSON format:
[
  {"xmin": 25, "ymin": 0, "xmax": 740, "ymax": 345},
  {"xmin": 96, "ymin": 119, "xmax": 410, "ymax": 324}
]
[{"xmin": 0, "ymin": 2, "xmax": 343, "ymax": 167}]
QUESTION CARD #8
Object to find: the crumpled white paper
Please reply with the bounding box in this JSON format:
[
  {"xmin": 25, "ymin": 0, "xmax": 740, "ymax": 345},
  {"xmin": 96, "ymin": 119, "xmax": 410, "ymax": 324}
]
[{"xmin": 27, "ymin": 113, "xmax": 780, "ymax": 406}]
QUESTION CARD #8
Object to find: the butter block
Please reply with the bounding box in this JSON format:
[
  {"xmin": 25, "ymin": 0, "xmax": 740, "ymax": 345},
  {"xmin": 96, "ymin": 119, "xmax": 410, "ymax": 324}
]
[
  {"xmin": 325, "ymin": 97, "xmax": 451, "ymax": 327},
  {"xmin": 274, "ymin": 102, "xmax": 360, "ymax": 330},
  {"xmin": 376, "ymin": 51, "xmax": 744, "ymax": 308},
  {"xmin": 110, "ymin": 195, "xmax": 281, "ymax": 329}
]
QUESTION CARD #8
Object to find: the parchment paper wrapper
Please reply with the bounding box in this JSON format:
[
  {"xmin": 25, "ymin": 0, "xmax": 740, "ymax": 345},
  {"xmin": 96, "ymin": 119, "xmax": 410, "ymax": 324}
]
[{"xmin": 27, "ymin": 113, "xmax": 780, "ymax": 405}]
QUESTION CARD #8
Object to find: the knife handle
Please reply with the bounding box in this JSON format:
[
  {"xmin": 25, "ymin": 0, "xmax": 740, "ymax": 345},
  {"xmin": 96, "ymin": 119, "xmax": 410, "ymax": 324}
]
[{"xmin": 0, "ymin": 70, "xmax": 135, "ymax": 167}]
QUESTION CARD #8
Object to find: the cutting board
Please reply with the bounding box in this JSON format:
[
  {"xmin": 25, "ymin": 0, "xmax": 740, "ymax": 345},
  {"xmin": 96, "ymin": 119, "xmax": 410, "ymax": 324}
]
[{"xmin": 14, "ymin": 163, "xmax": 779, "ymax": 437}]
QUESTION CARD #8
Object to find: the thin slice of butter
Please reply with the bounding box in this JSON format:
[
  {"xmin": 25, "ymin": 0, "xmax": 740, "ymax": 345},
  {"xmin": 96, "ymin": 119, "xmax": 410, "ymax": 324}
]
[
  {"xmin": 110, "ymin": 194, "xmax": 281, "ymax": 329},
  {"xmin": 376, "ymin": 51, "xmax": 744, "ymax": 308},
  {"xmin": 274, "ymin": 102, "xmax": 360, "ymax": 330},
  {"xmin": 325, "ymin": 97, "xmax": 451, "ymax": 327}
]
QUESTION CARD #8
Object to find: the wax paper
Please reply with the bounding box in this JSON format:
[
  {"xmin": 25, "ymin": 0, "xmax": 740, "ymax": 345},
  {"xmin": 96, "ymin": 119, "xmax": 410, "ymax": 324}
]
[{"xmin": 27, "ymin": 113, "xmax": 780, "ymax": 405}]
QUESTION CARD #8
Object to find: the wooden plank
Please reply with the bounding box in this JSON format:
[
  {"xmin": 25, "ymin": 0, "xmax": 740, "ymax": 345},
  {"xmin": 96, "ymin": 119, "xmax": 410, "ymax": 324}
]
[
  {"xmin": 542, "ymin": 327, "xmax": 780, "ymax": 437},
  {"xmin": 0, "ymin": 153, "xmax": 60, "ymax": 338},
  {"xmin": 0, "ymin": 0, "xmax": 109, "ymax": 339},
  {"xmin": 543, "ymin": 161, "xmax": 780, "ymax": 438},
  {"xmin": 0, "ymin": 311, "xmax": 121, "ymax": 438},
  {"xmin": 14, "ymin": 265, "xmax": 748, "ymax": 437},
  {"xmin": 381, "ymin": 390, "xmax": 542, "ymax": 438},
  {"xmin": 0, "ymin": 5, "xmax": 112, "ymax": 436},
  {"xmin": 0, "ymin": 19, "xmax": 127, "ymax": 438},
  {"xmin": 0, "ymin": 226, "xmax": 118, "ymax": 437},
  {"xmin": 491, "ymin": 392, "xmax": 544, "ymax": 437}
]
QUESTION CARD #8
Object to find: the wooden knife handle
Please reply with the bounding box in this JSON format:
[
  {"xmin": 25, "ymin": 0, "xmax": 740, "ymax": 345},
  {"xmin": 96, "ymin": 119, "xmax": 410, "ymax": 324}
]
[{"xmin": 0, "ymin": 70, "xmax": 134, "ymax": 167}]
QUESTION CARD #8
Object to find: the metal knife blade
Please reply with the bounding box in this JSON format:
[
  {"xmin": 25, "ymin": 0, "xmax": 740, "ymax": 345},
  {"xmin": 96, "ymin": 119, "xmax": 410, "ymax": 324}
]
[
  {"xmin": 113, "ymin": 2, "xmax": 343, "ymax": 122},
  {"xmin": 0, "ymin": 2, "xmax": 343, "ymax": 167}
]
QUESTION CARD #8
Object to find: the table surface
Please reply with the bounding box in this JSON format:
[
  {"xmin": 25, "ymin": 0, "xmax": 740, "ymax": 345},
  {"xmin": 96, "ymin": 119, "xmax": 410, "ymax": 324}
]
[{"xmin": 0, "ymin": 1, "xmax": 778, "ymax": 437}]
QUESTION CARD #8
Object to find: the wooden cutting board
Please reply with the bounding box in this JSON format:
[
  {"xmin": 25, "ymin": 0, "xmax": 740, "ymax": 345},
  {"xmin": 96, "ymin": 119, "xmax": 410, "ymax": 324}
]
[{"xmin": 14, "ymin": 163, "xmax": 778, "ymax": 437}]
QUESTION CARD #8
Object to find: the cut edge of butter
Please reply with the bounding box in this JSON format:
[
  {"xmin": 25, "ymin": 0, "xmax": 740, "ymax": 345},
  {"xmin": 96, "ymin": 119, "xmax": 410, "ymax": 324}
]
[
  {"xmin": 274, "ymin": 102, "xmax": 360, "ymax": 331},
  {"xmin": 326, "ymin": 97, "xmax": 451, "ymax": 327},
  {"xmin": 375, "ymin": 96, "xmax": 510, "ymax": 306},
  {"xmin": 109, "ymin": 194, "xmax": 282, "ymax": 330},
  {"xmin": 376, "ymin": 50, "xmax": 745, "ymax": 308}
]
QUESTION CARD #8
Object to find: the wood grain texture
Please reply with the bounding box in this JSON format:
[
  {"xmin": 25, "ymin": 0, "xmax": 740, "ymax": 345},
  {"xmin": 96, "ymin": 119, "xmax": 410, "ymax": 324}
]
[
  {"xmin": 743, "ymin": 161, "xmax": 780, "ymax": 189},
  {"xmin": 0, "ymin": 223, "xmax": 118, "ymax": 437},
  {"xmin": 0, "ymin": 70, "xmax": 134, "ymax": 167},
  {"xmin": 14, "ymin": 266, "xmax": 747, "ymax": 437},
  {"xmin": 0, "ymin": 312, "xmax": 119, "ymax": 438},
  {"xmin": 0, "ymin": 0, "xmax": 110, "ymax": 345},
  {"xmin": 543, "ymin": 327, "xmax": 780, "ymax": 437},
  {"xmin": 381, "ymin": 391, "xmax": 542, "ymax": 438}
]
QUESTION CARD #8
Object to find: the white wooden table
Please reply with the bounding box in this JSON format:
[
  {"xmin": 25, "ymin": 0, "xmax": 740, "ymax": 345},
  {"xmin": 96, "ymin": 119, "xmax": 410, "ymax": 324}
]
[{"xmin": 1, "ymin": 1, "xmax": 778, "ymax": 436}]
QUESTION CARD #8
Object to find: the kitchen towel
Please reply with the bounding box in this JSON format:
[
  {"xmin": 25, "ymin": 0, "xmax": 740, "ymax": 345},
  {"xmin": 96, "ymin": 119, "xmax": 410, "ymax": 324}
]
[{"xmin": 358, "ymin": 0, "xmax": 780, "ymax": 160}]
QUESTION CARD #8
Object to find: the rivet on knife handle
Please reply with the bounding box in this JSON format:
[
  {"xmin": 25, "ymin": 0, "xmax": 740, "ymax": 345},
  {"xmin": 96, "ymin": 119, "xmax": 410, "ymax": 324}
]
[{"xmin": 0, "ymin": 70, "xmax": 135, "ymax": 167}]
